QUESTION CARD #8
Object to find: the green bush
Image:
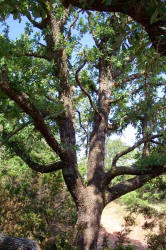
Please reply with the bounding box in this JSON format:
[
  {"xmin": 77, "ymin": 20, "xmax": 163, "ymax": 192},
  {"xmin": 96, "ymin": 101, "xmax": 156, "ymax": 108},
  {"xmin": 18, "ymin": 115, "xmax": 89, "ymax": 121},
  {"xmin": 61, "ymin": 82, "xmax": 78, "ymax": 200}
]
[
  {"xmin": 119, "ymin": 190, "xmax": 148, "ymax": 209},
  {"xmin": 0, "ymin": 156, "xmax": 76, "ymax": 249}
]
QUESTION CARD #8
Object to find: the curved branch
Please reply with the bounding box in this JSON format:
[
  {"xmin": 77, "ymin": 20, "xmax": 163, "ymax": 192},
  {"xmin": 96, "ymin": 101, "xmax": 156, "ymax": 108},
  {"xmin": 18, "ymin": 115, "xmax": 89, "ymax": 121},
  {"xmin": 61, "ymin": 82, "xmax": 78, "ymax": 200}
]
[
  {"xmin": 65, "ymin": 9, "xmax": 82, "ymax": 40},
  {"xmin": 104, "ymin": 134, "xmax": 163, "ymax": 186},
  {"xmin": 106, "ymin": 165, "xmax": 166, "ymax": 204},
  {"xmin": 63, "ymin": 0, "xmax": 166, "ymax": 56},
  {"xmin": 76, "ymin": 109, "xmax": 88, "ymax": 135},
  {"xmin": 0, "ymin": 72, "xmax": 68, "ymax": 161},
  {"xmin": 24, "ymin": 11, "xmax": 49, "ymax": 30},
  {"xmin": 112, "ymin": 134, "xmax": 162, "ymax": 167},
  {"xmin": 9, "ymin": 141, "xmax": 65, "ymax": 173}
]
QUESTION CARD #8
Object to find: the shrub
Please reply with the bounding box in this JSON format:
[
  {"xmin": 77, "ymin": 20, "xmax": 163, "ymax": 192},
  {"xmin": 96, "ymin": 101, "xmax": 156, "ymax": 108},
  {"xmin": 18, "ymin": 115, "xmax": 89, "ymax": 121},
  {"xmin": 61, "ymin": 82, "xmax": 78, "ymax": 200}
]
[{"xmin": 0, "ymin": 161, "xmax": 76, "ymax": 248}]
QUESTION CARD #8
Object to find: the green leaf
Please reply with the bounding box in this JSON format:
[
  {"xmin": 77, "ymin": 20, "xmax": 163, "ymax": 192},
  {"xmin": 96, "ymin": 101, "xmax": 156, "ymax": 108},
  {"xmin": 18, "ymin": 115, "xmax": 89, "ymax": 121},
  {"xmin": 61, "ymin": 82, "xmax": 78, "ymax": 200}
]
[
  {"xmin": 160, "ymin": 26, "xmax": 166, "ymax": 31},
  {"xmin": 104, "ymin": 0, "xmax": 112, "ymax": 6},
  {"xmin": 150, "ymin": 7, "xmax": 159, "ymax": 24}
]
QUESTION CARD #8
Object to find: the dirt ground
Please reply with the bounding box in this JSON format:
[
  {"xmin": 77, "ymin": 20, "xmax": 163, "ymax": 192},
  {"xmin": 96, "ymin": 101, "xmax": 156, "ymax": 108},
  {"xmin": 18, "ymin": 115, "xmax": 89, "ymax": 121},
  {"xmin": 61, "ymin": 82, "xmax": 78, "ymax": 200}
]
[{"xmin": 98, "ymin": 202, "xmax": 160, "ymax": 250}]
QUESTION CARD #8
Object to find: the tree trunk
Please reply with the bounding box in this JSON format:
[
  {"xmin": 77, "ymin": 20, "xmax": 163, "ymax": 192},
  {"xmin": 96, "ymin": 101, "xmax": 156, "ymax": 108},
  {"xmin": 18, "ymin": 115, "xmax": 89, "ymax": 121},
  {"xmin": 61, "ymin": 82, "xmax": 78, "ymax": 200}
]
[
  {"xmin": 75, "ymin": 187, "xmax": 104, "ymax": 250},
  {"xmin": 74, "ymin": 56, "xmax": 112, "ymax": 250}
]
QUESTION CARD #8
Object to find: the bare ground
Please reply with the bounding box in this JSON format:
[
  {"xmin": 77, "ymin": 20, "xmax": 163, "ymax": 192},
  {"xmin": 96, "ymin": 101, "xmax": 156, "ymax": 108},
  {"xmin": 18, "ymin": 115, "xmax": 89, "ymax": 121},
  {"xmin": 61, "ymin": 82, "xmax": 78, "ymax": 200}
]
[{"xmin": 98, "ymin": 202, "xmax": 160, "ymax": 250}]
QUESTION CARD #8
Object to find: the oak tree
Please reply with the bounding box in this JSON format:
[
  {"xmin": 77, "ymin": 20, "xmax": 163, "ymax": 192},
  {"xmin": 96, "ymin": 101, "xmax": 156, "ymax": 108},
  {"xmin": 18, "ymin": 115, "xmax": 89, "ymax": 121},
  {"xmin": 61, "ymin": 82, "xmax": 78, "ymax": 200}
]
[{"xmin": 0, "ymin": 1, "xmax": 166, "ymax": 249}]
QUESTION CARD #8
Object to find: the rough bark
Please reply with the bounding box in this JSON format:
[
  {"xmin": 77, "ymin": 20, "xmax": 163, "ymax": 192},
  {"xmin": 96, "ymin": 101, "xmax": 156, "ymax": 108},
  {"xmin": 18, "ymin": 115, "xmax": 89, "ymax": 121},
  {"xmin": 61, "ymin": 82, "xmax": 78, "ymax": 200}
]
[
  {"xmin": 75, "ymin": 187, "xmax": 104, "ymax": 250},
  {"xmin": 46, "ymin": 11, "xmax": 86, "ymax": 206},
  {"xmin": 76, "ymin": 55, "xmax": 113, "ymax": 248},
  {"xmin": 87, "ymin": 57, "xmax": 112, "ymax": 188}
]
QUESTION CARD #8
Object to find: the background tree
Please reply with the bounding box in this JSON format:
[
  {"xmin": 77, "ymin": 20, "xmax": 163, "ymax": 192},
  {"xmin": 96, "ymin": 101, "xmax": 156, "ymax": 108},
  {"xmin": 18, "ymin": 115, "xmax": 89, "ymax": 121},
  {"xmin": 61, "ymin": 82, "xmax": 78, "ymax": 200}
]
[
  {"xmin": 105, "ymin": 139, "xmax": 135, "ymax": 169},
  {"xmin": 0, "ymin": 1, "xmax": 166, "ymax": 249}
]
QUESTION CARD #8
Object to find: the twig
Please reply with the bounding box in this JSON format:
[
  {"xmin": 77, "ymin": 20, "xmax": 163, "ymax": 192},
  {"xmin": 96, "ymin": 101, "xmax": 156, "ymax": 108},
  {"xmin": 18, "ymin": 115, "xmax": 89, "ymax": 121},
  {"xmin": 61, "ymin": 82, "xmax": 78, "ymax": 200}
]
[
  {"xmin": 76, "ymin": 110, "xmax": 88, "ymax": 135},
  {"xmin": 112, "ymin": 134, "xmax": 162, "ymax": 168},
  {"xmin": 0, "ymin": 123, "xmax": 30, "ymax": 148},
  {"xmin": 65, "ymin": 10, "xmax": 82, "ymax": 40},
  {"xmin": 86, "ymin": 11, "xmax": 100, "ymax": 47},
  {"xmin": 75, "ymin": 61, "xmax": 101, "ymax": 117}
]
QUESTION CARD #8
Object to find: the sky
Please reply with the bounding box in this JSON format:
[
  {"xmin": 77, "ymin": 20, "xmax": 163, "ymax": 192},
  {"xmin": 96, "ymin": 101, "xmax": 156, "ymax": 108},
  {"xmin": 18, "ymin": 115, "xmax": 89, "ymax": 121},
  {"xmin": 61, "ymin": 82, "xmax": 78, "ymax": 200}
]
[
  {"xmin": 0, "ymin": 14, "xmax": 137, "ymax": 147},
  {"xmin": 2, "ymin": 16, "xmax": 27, "ymax": 40},
  {"xmin": 111, "ymin": 125, "xmax": 136, "ymax": 146}
]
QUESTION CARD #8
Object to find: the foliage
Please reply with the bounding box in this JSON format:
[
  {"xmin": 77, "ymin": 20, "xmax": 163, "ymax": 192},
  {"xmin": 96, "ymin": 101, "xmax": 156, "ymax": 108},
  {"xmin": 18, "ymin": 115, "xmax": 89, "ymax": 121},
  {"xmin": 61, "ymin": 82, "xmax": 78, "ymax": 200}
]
[
  {"xmin": 113, "ymin": 244, "xmax": 136, "ymax": 250},
  {"xmin": 105, "ymin": 139, "xmax": 135, "ymax": 169},
  {"xmin": 119, "ymin": 190, "xmax": 149, "ymax": 209},
  {"xmin": 0, "ymin": 0, "xmax": 166, "ymax": 248},
  {"xmin": 134, "ymin": 151, "xmax": 166, "ymax": 170},
  {"xmin": 0, "ymin": 156, "xmax": 76, "ymax": 249},
  {"xmin": 135, "ymin": 175, "xmax": 166, "ymax": 203}
]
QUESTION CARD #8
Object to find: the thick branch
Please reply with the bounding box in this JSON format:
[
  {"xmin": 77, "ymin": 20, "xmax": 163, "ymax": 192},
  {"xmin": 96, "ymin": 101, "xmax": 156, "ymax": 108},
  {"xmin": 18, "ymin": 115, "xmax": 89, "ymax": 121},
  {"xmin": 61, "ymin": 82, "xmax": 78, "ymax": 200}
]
[
  {"xmin": 110, "ymin": 84, "xmax": 145, "ymax": 105},
  {"xmin": 11, "ymin": 142, "xmax": 65, "ymax": 173},
  {"xmin": 0, "ymin": 76, "xmax": 68, "ymax": 161},
  {"xmin": 106, "ymin": 165, "xmax": 166, "ymax": 203},
  {"xmin": 24, "ymin": 11, "xmax": 49, "ymax": 30},
  {"xmin": 24, "ymin": 52, "xmax": 52, "ymax": 61},
  {"xmin": 11, "ymin": 51, "xmax": 49, "ymax": 61},
  {"xmin": 107, "ymin": 122, "xmax": 119, "ymax": 131},
  {"xmin": 63, "ymin": 0, "xmax": 166, "ymax": 56},
  {"xmin": 46, "ymin": 94, "xmax": 58, "ymax": 103},
  {"xmin": 116, "ymin": 73, "xmax": 146, "ymax": 87},
  {"xmin": 107, "ymin": 165, "xmax": 166, "ymax": 177},
  {"xmin": 104, "ymin": 134, "xmax": 162, "ymax": 186}
]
